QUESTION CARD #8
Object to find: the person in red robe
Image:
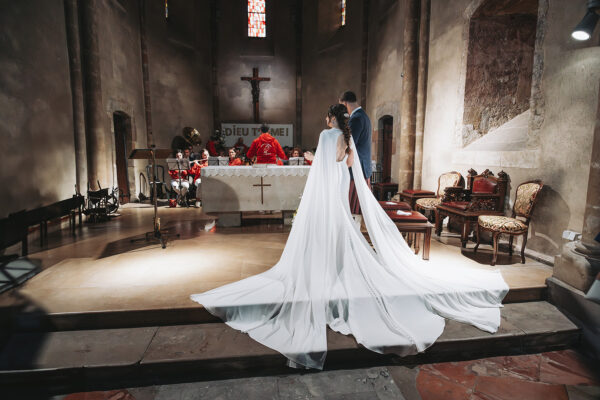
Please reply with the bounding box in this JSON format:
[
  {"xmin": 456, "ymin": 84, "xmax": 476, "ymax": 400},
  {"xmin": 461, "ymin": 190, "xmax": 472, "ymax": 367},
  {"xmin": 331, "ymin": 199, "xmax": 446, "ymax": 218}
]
[
  {"xmin": 233, "ymin": 137, "xmax": 249, "ymax": 155},
  {"xmin": 206, "ymin": 139, "xmax": 218, "ymax": 156},
  {"xmin": 188, "ymin": 149, "xmax": 209, "ymax": 207},
  {"xmin": 169, "ymin": 150, "xmax": 189, "ymax": 205},
  {"xmin": 228, "ymin": 147, "xmax": 243, "ymax": 166},
  {"xmin": 246, "ymin": 125, "xmax": 287, "ymax": 165}
]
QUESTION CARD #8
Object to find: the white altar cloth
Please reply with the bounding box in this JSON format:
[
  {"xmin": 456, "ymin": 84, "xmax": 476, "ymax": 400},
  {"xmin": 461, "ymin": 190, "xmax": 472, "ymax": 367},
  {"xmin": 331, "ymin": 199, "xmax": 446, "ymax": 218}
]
[
  {"xmin": 201, "ymin": 166, "xmax": 310, "ymax": 178},
  {"xmin": 201, "ymin": 166, "xmax": 310, "ymax": 215}
]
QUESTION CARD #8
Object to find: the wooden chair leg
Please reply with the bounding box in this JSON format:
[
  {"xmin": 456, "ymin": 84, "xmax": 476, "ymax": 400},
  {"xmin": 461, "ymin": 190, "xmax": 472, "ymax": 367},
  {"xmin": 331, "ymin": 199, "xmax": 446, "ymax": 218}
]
[
  {"xmin": 414, "ymin": 233, "xmax": 421, "ymax": 255},
  {"xmin": 474, "ymin": 223, "xmax": 481, "ymax": 252},
  {"xmin": 492, "ymin": 232, "xmax": 500, "ymax": 266},
  {"xmin": 508, "ymin": 235, "xmax": 514, "ymax": 256},
  {"xmin": 521, "ymin": 231, "xmax": 528, "ymax": 264},
  {"xmin": 434, "ymin": 208, "xmax": 442, "ymax": 236},
  {"xmin": 461, "ymin": 219, "xmax": 469, "ymax": 248}
]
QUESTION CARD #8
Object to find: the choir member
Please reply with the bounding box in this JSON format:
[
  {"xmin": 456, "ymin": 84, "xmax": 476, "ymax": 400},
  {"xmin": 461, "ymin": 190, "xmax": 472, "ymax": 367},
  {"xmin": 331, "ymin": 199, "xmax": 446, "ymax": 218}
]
[
  {"xmin": 189, "ymin": 149, "xmax": 209, "ymax": 208},
  {"xmin": 234, "ymin": 137, "xmax": 249, "ymax": 155},
  {"xmin": 169, "ymin": 149, "xmax": 189, "ymax": 202},
  {"xmin": 246, "ymin": 124, "xmax": 288, "ymax": 165},
  {"xmin": 228, "ymin": 148, "xmax": 243, "ymax": 166}
]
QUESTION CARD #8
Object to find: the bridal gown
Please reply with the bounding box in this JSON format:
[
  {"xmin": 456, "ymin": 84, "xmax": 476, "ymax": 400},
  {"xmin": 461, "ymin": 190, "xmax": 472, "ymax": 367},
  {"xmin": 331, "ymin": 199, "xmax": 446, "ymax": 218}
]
[{"xmin": 190, "ymin": 128, "xmax": 509, "ymax": 370}]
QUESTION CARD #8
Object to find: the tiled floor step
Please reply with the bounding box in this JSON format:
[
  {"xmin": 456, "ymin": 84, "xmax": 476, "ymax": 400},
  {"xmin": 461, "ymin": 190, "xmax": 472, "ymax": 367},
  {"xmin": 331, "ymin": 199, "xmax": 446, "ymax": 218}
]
[{"xmin": 0, "ymin": 301, "xmax": 579, "ymax": 395}]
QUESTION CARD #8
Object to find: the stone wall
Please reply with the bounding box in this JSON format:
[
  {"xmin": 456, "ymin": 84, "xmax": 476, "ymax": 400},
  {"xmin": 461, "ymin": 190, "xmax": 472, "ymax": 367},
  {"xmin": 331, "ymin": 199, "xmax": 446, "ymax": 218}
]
[
  {"xmin": 146, "ymin": 0, "xmax": 213, "ymax": 150},
  {"xmin": 96, "ymin": 0, "xmax": 147, "ymax": 200},
  {"xmin": 0, "ymin": 0, "xmax": 75, "ymax": 217},
  {"xmin": 300, "ymin": 0, "xmax": 365, "ymax": 148},
  {"xmin": 216, "ymin": 0, "xmax": 296, "ymax": 146},
  {"xmin": 420, "ymin": 0, "xmax": 600, "ymax": 260},
  {"xmin": 365, "ymin": 0, "xmax": 405, "ymax": 184}
]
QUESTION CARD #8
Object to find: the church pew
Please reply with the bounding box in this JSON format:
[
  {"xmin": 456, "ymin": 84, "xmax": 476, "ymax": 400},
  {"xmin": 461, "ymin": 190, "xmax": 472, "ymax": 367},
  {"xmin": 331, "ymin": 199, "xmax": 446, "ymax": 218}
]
[
  {"xmin": 24, "ymin": 195, "xmax": 85, "ymax": 247},
  {"xmin": 0, "ymin": 210, "xmax": 28, "ymax": 259}
]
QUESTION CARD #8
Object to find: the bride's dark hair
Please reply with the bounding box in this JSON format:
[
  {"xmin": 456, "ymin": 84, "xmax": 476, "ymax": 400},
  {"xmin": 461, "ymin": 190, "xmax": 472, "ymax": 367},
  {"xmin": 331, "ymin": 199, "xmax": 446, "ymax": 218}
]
[{"xmin": 328, "ymin": 104, "xmax": 351, "ymax": 152}]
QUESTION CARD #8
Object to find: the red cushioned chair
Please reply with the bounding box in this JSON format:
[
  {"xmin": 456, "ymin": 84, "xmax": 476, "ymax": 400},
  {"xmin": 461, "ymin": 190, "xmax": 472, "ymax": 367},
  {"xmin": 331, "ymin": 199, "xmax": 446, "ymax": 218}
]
[
  {"xmin": 399, "ymin": 171, "xmax": 464, "ymax": 210},
  {"xmin": 434, "ymin": 169, "xmax": 508, "ymax": 248}
]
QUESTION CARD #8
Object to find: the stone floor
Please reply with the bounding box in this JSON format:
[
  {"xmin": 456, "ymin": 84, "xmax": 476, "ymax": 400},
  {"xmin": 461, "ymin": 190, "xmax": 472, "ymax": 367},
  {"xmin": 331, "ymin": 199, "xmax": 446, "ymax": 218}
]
[
  {"xmin": 0, "ymin": 206, "xmax": 552, "ymax": 315},
  {"xmin": 51, "ymin": 349, "xmax": 599, "ymax": 400}
]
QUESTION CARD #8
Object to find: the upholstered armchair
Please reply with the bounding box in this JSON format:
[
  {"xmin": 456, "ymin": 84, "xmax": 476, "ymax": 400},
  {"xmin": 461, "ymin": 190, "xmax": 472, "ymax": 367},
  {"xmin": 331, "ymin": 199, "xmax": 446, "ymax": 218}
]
[
  {"xmin": 414, "ymin": 171, "xmax": 464, "ymax": 213},
  {"xmin": 434, "ymin": 169, "xmax": 509, "ymax": 248},
  {"xmin": 475, "ymin": 180, "xmax": 543, "ymax": 265}
]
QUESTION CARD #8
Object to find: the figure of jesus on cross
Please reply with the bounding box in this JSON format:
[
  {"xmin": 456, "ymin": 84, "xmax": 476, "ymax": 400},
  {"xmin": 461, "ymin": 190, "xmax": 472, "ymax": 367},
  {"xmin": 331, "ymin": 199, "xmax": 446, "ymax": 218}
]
[{"xmin": 241, "ymin": 67, "xmax": 270, "ymax": 123}]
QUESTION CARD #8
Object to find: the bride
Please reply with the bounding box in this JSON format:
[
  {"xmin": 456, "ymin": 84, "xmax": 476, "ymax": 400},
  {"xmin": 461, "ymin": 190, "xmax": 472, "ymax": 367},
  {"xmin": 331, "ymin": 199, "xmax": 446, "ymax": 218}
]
[{"xmin": 191, "ymin": 104, "xmax": 509, "ymax": 370}]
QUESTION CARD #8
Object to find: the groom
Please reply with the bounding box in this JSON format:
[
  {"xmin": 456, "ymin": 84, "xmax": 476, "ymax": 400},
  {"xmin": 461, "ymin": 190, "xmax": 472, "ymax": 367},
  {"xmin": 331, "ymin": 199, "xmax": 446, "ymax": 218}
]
[{"xmin": 339, "ymin": 90, "xmax": 372, "ymax": 215}]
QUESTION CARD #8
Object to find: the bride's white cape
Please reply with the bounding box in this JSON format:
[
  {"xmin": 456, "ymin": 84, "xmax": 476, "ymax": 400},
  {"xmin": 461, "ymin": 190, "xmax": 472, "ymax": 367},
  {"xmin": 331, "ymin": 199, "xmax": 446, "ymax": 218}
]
[{"xmin": 191, "ymin": 128, "xmax": 508, "ymax": 369}]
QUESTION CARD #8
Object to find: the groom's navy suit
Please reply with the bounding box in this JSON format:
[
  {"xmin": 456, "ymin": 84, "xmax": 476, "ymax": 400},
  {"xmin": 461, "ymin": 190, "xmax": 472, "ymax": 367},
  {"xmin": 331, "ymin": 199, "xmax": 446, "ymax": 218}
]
[{"xmin": 348, "ymin": 107, "xmax": 372, "ymax": 180}]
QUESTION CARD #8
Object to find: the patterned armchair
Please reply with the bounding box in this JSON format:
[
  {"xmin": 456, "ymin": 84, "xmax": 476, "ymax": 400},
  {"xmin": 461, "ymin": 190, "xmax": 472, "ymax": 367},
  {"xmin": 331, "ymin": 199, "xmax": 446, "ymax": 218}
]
[
  {"xmin": 475, "ymin": 180, "xmax": 543, "ymax": 265},
  {"xmin": 415, "ymin": 171, "xmax": 464, "ymax": 213},
  {"xmin": 434, "ymin": 169, "xmax": 509, "ymax": 248}
]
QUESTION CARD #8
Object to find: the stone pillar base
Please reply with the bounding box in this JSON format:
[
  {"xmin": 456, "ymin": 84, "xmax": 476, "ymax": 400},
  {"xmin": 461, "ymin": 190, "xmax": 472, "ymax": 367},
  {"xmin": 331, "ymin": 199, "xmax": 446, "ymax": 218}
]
[
  {"xmin": 547, "ymin": 276, "xmax": 600, "ymax": 359},
  {"xmin": 553, "ymin": 241, "xmax": 600, "ymax": 292}
]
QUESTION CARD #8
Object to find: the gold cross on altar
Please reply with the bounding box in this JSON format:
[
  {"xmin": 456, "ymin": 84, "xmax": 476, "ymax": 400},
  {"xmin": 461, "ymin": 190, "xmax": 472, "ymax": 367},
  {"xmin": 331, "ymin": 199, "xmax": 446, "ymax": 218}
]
[{"xmin": 253, "ymin": 177, "xmax": 271, "ymax": 204}]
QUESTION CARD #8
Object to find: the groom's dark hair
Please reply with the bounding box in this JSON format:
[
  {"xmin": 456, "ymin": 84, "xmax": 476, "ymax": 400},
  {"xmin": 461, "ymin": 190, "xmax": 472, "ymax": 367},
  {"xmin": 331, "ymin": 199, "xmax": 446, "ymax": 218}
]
[{"xmin": 339, "ymin": 91, "xmax": 357, "ymax": 103}]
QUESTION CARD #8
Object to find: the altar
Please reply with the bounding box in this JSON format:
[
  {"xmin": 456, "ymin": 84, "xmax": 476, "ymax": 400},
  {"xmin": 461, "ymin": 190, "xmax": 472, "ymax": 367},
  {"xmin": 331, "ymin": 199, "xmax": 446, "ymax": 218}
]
[{"xmin": 201, "ymin": 165, "xmax": 310, "ymax": 226}]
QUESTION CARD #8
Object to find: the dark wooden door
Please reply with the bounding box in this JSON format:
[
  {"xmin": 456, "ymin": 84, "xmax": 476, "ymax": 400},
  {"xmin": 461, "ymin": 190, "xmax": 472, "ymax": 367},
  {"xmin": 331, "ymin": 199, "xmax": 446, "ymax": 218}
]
[
  {"xmin": 113, "ymin": 113, "xmax": 130, "ymax": 203},
  {"xmin": 382, "ymin": 121, "xmax": 393, "ymax": 183}
]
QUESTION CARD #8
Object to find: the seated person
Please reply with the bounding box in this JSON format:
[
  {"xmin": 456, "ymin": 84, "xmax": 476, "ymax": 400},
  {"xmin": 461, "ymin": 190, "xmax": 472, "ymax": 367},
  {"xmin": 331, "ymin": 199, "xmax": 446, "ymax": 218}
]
[
  {"xmin": 188, "ymin": 149, "xmax": 209, "ymax": 208},
  {"xmin": 293, "ymin": 148, "xmax": 313, "ymax": 165},
  {"xmin": 228, "ymin": 147, "xmax": 243, "ymax": 166},
  {"xmin": 246, "ymin": 124, "xmax": 288, "ymax": 165},
  {"xmin": 304, "ymin": 148, "xmax": 316, "ymax": 165},
  {"xmin": 234, "ymin": 137, "xmax": 249, "ymax": 155},
  {"xmin": 169, "ymin": 149, "xmax": 189, "ymax": 200}
]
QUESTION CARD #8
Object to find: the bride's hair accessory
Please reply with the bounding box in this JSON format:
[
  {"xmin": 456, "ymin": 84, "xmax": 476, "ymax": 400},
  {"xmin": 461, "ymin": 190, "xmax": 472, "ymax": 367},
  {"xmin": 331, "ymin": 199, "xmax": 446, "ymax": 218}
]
[{"xmin": 328, "ymin": 104, "xmax": 351, "ymax": 151}]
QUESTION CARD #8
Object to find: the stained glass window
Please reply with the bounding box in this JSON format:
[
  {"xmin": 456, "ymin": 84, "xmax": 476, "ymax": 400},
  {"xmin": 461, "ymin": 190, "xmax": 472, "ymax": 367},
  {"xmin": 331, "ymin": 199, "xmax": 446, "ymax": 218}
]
[
  {"xmin": 341, "ymin": 0, "xmax": 346, "ymax": 26},
  {"xmin": 248, "ymin": 0, "xmax": 266, "ymax": 38}
]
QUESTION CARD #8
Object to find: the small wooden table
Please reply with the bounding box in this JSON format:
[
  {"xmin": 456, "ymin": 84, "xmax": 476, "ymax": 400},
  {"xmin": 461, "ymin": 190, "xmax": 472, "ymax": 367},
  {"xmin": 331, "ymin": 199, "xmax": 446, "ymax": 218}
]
[
  {"xmin": 398, "ymin": 190, "xmax": 436, "ymax": 210},
  {"xmin": 435, "ymin": 204, "xmax": 503, "ymax": 248},
  {"xmin": 386, "ymin": 210, "xmax": 434, "ymax": 260}
]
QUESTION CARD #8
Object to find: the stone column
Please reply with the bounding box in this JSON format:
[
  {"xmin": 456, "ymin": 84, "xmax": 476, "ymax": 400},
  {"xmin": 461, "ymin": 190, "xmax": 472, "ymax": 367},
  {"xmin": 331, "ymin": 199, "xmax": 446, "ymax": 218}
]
[
  {"xmin": 210, "ymin": 0, "xmax": 220, "ymax": 131},
  {"xmin": 294, "ymin": 0, "xmax": 303, "ymax": 146},
  {"xmin": 413, "ymin": 0, "xmax": 430, "ymax": 189},
  {"xmin": 553, "ymin": 81, "xmax": 600, "ymax": 292},
  {"xmin": 138, "ymin": 0, "xmax": 153, "ymax": 147},
  {"xmin": 80, "ymin": 0, "xmax": 108, "ymax": 190},
  {"xmin": 63, "ymin": 0, "xmax": 87, "ymax": 193},
  {"xmin": 398, "ymin": 0, "xmax": 420, "ymax": 191}
]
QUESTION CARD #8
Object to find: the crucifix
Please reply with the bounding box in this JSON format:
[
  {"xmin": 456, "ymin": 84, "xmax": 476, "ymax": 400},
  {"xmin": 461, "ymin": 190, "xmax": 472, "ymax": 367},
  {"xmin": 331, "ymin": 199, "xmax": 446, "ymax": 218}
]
[
  {"xmin": 253, "ymin": 176, "xmax": 271, "ymax": 204},
  {"xmin": 241, "ymin": 67, "xmax": 270, "ymax": 123}
]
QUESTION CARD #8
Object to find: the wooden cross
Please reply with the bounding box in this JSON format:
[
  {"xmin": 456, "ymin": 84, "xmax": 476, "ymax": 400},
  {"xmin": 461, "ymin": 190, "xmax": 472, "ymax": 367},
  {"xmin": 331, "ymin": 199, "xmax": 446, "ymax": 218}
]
[
  {"xmin": 252, "ymin": 176, "xmax": 271, "ymax": 204},
  {"xmin": 241, "ymin": 67, "xmax": 270, "ymax": 123}
]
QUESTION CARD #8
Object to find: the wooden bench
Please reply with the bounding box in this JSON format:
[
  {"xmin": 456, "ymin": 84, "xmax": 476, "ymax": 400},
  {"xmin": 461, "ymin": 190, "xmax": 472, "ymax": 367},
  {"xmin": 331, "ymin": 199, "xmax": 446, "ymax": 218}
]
[
  {"xmin": 25, "ymin": 195, "xmax": 85, "ymax": 247},
  {"xmin": 0, "ymin": 210, "xmax": 28, "ymax": 260}
]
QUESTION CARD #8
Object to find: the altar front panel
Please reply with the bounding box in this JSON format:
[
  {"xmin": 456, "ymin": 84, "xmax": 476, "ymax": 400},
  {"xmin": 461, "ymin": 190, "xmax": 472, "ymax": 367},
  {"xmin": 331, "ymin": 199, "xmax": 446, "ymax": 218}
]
[{"xmin": 201, "ymin": 166, "xmax": 310, "ymax": 212}]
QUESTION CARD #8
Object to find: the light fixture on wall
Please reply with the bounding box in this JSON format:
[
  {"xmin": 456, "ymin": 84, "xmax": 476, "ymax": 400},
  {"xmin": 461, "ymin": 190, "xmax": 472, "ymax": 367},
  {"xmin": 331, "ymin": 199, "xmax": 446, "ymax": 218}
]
[{"xmin": 572, "ymin": 0, "xmax": 600, "ymax": 41}]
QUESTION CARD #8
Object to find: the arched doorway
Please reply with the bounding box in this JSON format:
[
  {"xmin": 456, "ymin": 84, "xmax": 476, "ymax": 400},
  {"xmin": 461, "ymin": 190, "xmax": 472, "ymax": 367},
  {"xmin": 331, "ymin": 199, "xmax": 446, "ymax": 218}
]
[
  {"xmin": 378, "ymin": 116, "xmax": 393, "ymax": 183},
  {"xmin": 113, "ymin": 112, "xmax": 131, "ymax": 203}
]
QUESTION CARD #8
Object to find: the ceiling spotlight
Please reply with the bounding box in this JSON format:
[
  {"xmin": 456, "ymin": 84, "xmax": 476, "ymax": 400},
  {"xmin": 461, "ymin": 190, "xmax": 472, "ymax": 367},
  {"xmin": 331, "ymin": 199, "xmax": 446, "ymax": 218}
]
[{"xmin": 572, "ymin": 0, "xmax": 600, "ymax": 41}]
